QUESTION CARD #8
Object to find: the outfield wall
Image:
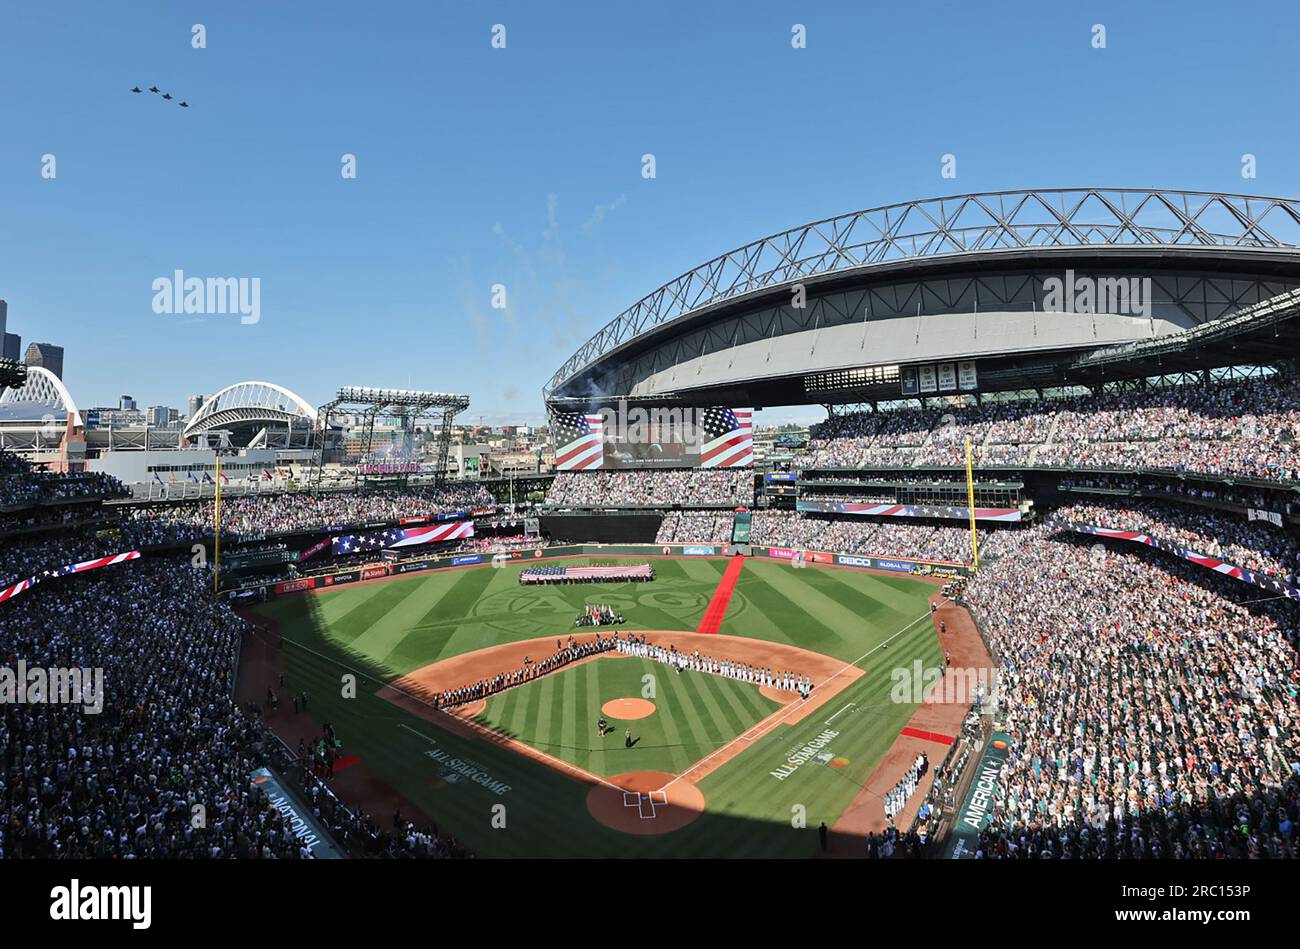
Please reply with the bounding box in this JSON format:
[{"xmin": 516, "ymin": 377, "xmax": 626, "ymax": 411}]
[
  {"xmin": 537, "ymin": 512, "xmax": 662, "ymax": 544},
  {"xmin": 227, "ymin": 542, "xmax": 971, "ymax": 603}
]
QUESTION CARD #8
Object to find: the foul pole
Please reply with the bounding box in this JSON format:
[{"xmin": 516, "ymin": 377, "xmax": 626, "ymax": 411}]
[
  {"xmin": 213, "ymin": 455, "xmax": 222, "ymax": 593},
  {"xmin": 964, "ymin": 436, "xmax": 979, "ymax": 572}
]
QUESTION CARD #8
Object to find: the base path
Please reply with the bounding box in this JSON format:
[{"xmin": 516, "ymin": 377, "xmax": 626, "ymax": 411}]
[
  {"xmin": 696, "ymin": 554, "xmax": 746, "ymax": 634},
  {"xmin": 379, "ymin": 630, "xmax": 864, "ymax": 804}
]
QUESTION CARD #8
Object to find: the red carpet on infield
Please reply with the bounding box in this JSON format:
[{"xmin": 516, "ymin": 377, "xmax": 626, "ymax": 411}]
[{"xmin": 696, "ymin": 555, "xmax": 746, "ymax": 634}]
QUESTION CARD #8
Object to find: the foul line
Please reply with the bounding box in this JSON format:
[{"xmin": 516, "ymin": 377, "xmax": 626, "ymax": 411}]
[
  {"xmin": 271, "ymin": 613, "xmax": 938, "ymax": 803},
  {"xmin": 397, "ymin": 721, "xmax": 625, "ymax": 793},
  {"xmin": 656, "ymin": 611, "xmax": 934, "ymax": 793},
  {"xmin": 824, "ymin": 702, "xmax": 856, "ymax": 725}
]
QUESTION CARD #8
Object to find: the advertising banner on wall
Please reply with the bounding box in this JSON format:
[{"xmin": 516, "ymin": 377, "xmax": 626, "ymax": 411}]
[
  {"xmin": 250, "ymin": 767, "xmax": 344, "ymax": 859},
  {"xmin": 298, "ymin": 539, "xmax": 331, "ymax": 563},
  {"xmin": 275, "ymin": 577, "xmax": 316, "ymax": 595},
  {"xmin": 945, "ymin": 733, "xmax": 1011, "ymax": 859},
  {"xmin": 1247, "ymin": 508, "xmax": 1284, "ymax": 527}
]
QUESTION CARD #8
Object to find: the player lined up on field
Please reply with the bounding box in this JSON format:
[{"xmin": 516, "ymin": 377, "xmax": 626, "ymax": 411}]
[
  {"xmin": 884, "ymin": 753, "xmax": 929, "ymax": 822},
  {"xmin": 426, "ymin": 634, "xmax": 619, "ymax": 709},
  {"xmin": 615, "ymin": 634, "xmax": 813, "ymax": 698}
]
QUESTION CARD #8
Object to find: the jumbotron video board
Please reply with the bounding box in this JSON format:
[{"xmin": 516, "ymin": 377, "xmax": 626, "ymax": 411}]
[{"xmin": 552, "ymin": 406, "xmax": 753, "ymax": 470}]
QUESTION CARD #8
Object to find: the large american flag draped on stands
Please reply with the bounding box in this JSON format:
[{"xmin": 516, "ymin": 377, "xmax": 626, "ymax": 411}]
[
  {"xmin": 0, "ymin": 550, "xmax": 141, "ymax": 606},
  {"xmin": 699, "ymin": 407, "xmax": 753, "ymax": 468},
  {"xmin": 553, "ymin": 412, "xmax": 605, "ymax": 470},
  {"xmin": 331, "ymin": 520, "xmax": 474, "ymax": 555}
]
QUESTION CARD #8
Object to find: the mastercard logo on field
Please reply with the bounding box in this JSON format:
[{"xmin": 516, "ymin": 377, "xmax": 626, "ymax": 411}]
[
  {"xmin": 992, "ymin": 739, "xmax": 1008, "ymax": 750},
  {"xmin": 829, "ymin": 757, "xmax": 850, "ymax": 769}
]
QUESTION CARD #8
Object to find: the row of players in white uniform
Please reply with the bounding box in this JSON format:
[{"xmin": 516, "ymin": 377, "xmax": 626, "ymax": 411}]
[
  {"xmin": 615, "ymin": 636, "xmax": 813, "ymax": 698},
  {"xmin": 884, "ymin": 753, "xmax": 929, "ymax": 822}
]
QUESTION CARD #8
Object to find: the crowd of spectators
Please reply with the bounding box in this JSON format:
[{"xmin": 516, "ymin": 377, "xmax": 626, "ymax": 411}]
[
  {"xmin": 122, "ymin": 484, "xmax": 495, "ymax": 538},
  {"xmin": 545, "ymin": 469, "xmax": 753, "ymax": 507},
  {"xmin": 0, "ymin": 547, "xmax": 471, "ymax": 859},
  {"xmin": 453, "ymin": 533, "xmax": 543, "ymax": 552},
  {"xmin": 1059, "ymin": 475, "xmax": 1299, "ymax": 519},
  {"xmin": 959, "ymin": 527, "xmax": 1299, "ymax": 858},
  {"xmin": 1054, "ymin": 499, "xmax": 1300, "ymax": 585},
  {"xmin": 656, "ymin": 511, "xmax": 734, "ymax": 544},
  {"xmin": 0, "ymin": 533, "xmax": 135, "ymax": 591},
  {"xmin": 805, "ymin": 377, "xmax": 1300, "ymax": 482},
  {"xmin": 749, "ymin": 510, "xmax": 985, "ymax": 564},
  {"xmin": 0, "ymin": 559, "xmax": 312, "ymax": 857},
  {"xmin": 0, "ymin": 450, "xmax": 128, "ymax": 509}
]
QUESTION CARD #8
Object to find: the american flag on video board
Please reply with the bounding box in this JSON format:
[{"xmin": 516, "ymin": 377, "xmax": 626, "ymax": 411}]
[
  {"xmin": 699, "ymin": 407, "xmax": 753, "ymax": 468},
  {"xmin": 553, "ymin": 412, "xmax": 605, "ymax": 470}
]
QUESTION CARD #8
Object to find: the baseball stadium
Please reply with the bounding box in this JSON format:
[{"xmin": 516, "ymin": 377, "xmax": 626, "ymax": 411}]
[
  {"xmin": 5, "ymin": 12, "xmax": 1300, "ymax": 925},
  {"xmin": 4, "ymin": 188, "xmax": 1298, "ymax": 865}
]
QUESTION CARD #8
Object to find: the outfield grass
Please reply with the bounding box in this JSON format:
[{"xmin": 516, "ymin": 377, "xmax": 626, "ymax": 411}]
[
  {"xmin": 478, "ymin": 655, "xmax": 780, "ymax": 777},
  {"xmin": 252, "ymin": 556, "xmax": 941, "ymax": 857}
]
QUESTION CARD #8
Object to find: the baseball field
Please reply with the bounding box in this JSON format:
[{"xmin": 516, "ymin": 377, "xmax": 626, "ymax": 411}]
[{"xmin": 247, "ymin": 554, "xmax": 948, "ymax": 857}]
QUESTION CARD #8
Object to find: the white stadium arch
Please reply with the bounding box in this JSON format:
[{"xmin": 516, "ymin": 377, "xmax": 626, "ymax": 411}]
[
  {"xmin": 181, "ymin": 380, "xmax": 318, "ymax": 441},
  {"xmin": 0, "ymin": 365, "xmax": 82, "ymax": 428}
]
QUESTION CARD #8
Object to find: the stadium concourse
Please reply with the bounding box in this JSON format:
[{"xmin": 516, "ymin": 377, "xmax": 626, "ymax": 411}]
[{"xmin": 1, "ymin": 373, "xmax": 1298, "ymax": 860}]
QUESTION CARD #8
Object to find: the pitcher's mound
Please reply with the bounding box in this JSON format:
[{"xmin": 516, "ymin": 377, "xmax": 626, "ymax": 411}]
[
  {"xmin": 586, "ymin": 771, "xmax": 705, "ymax": 835},
  {"xmin": 601, "ymin": 697, "xmax": 656, "ymax": 720}
]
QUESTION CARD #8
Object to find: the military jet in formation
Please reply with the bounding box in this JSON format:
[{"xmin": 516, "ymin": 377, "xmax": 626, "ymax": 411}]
[{"xmin": 131, "ymin": 85, "xmax": 188, "ymax": 107}]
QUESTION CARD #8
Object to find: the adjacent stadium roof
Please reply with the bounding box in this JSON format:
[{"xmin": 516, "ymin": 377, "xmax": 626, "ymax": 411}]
[
  {"xmin": 0, "ymin": 365, "xmax": 81, "ymax": 427},
  {"xmin": 181, "ymin": 380, "xmax": 317, "ymax": 442}
]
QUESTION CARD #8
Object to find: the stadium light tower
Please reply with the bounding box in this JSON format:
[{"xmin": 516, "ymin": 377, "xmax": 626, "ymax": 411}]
[
  {"xmin": 0, "ymin": 357, "xmax": 26, "ymax": 391},
  {"xmin": 309, "ymin": 386, "xmax": 471, "ymax": 489}
]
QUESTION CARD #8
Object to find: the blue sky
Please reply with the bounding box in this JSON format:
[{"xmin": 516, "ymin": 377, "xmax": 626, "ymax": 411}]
[{"xmin": 2, "ymin": 0, "xmax": 1298, "ymax": 425}]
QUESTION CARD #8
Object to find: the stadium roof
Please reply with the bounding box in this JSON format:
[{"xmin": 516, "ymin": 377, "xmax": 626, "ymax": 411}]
[
  {"xmin": 181, "ymin": 380, "xmax": 317, "ymax": 442},
  {"xmin": 546, "ymin": 188, "xmax": 1300, "ymax": 407},
  {"xmin": 0, "ymin": 365, "xmax": 81, "ymax": 427}
]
